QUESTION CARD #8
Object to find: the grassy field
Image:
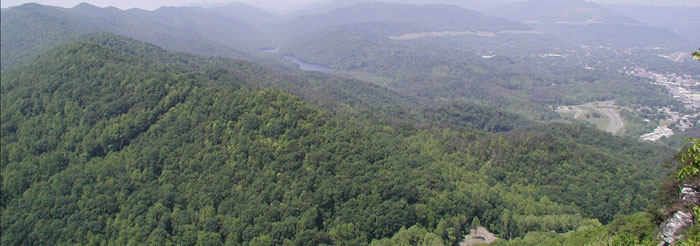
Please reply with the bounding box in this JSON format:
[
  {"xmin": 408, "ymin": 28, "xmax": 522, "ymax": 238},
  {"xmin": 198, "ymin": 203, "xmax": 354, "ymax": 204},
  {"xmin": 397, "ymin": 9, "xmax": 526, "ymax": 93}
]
[
  {"xmin": 556, "ymin": 104, "xmax": 615, "ymax": 133},
  {"xmin": 580, "ymin": 106, "xmax": 612, "ymax": 130}
]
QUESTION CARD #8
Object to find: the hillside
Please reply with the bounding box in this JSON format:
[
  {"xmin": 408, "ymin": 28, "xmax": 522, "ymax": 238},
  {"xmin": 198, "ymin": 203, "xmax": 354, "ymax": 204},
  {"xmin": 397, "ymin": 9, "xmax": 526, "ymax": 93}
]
[
  {"xmin": 487, "ymin": 0, "xmax": 687, "ymax": 47},
  {"xmin": 0, "ymin": 3, "xmax": 265, "ymax": 70},
  {"xmin": 0, "ymin": 3, "xmax": 92, "ymax": 69},
  {"xmin": 604, "ymin": 5, "xmax": 700, "ymax": 43},
  {"xmin": 490, "ymin": 0, "xmax": 638, "ymax": 24},
  {"xmin": 0, "ymin": 36, "xmax": 675, "ymax": 245},
  {"xmin": 197, "ymin": 2, "xmax": 280, "ymax": 26},
  {"xmin": 284, "ymin": 2, "xmax": 528, "ymax": 34}
]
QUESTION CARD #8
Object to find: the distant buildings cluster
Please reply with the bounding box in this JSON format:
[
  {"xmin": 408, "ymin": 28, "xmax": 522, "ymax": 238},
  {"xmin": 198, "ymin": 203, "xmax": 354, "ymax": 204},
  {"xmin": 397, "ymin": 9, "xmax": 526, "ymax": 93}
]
[
  {"xmin": 626, "ymin": 67, "xmax": 700, "ymax": 109},
  {"xmin": 624, "ymin": 67, "xmax": 700, "ymax": 141},
  {"xmin": 640, "ymin": 125, "xmax": 674, "ymax": 142}
]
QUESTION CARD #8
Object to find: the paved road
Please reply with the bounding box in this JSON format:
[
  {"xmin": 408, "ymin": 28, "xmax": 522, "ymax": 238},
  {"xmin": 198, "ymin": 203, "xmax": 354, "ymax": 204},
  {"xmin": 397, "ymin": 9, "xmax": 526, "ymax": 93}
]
[
  {"xmin": 601, "ymin": 106, "xmax": 624, "ymax": 135},
  {"xmin": 561, "ymin": 101, "xmax": 625, "ymax": 135},
  {"xmin": 588, "ymin": 101, "xmax": 624, "ymax": 135}
]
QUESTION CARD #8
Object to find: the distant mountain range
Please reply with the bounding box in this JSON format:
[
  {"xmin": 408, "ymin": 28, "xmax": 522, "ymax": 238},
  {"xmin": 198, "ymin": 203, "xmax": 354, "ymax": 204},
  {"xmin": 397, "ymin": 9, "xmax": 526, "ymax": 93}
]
[
  {"xmin": 489, "ymin": 0, "xmax": 639, "ymax": 24},
  {"xmin": 284, "ymin": 2, "xmax": 529, "ymax": 34},
  {"xmin": 3, "ymin": 0, "xmax": 695, "ymax": 70},
  {"xmin": 486, "ymin": 0, "xmax": 688, "ymax": 47},
  {"xmin": 604, "ymin": 5, "xmax": 700, "ymax": 43}
]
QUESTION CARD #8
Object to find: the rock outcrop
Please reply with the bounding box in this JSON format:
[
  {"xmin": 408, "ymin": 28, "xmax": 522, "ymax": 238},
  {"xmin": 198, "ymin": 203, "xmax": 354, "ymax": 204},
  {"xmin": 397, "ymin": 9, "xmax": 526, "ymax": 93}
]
[
  {"xmin": 658, "ymin": 185, "xmax": 699, "ymax": 246},
  {"xmin": 681, "ymin": 186, "xmax": 700, "ymax": 205}
]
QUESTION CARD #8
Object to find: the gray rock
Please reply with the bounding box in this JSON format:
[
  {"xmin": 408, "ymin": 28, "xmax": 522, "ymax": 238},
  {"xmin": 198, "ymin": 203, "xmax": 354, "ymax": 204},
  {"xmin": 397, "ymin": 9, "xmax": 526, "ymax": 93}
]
[
  {"xmin": 659, "ymin": 210, "xmax": 694, "ymax": 245},
  {"xmin": 681, "ymin": 185, "xmax": 700, "ymax": 205},
  {"xmin": 658, "ymin": 185, "xmax": 699, "ymax": 245}
]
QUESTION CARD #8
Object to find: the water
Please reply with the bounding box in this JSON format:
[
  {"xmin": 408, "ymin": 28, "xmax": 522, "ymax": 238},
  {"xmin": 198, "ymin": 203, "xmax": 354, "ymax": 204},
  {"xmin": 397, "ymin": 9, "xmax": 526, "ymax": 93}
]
[
  {"xmin": 260, "ymin": 46, "xmax": 332, "ymax": 72},
  {"xmin": 261, "ymin": 46, "xmax": 279, "ymax": 53},
  {"xmin": 283, "ymin": 55, "xmax": 332, "ymax": 72}
]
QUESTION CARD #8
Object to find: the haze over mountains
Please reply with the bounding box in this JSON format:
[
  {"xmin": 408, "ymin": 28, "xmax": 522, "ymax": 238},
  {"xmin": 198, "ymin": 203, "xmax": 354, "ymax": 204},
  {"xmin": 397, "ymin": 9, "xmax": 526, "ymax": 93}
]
[
  {"xmin": 3, "ymin": 0, "xmax": 699, "ymax": 64},
  {"xmin": 2, "ymin": 0, "xmax": 700, "ymax": 245}
]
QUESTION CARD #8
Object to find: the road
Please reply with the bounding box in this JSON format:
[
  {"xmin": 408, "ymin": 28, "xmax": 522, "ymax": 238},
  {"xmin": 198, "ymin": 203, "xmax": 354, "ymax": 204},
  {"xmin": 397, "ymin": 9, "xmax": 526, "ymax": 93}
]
[
  {"xmin": 587, "ymin": 101, "xmax": 624, "ymax": 135},
  {"xmin": 557, "ymin": 101, "xmax": 626, "ymax": 135},
  {"xmin": 601, "ymin": 105, "xmax": 624, "ymax": 135}
]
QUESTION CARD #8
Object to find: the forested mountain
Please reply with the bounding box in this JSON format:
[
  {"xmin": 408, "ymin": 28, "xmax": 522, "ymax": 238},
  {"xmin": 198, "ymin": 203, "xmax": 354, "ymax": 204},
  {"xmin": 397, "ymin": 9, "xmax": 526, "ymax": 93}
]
[
  {"xmin": 283, "ymin": 2, "xmax": 529, "ymax": 34},
  {"xmin": 0, "ymin": 35, "xmax": 676, "ymax": 245},
  {"xmin": 0, "ymin": 3, "xmax": 91, "ymax": 69},
  {"xmin": 71, "ymin": 33, "xmax": 416, "ymax": 121},
  {"xmin": 0, "ymin": 2, "xmax": 268, "ymax": 70},
  {"xmin": 486, "ymin": 0, "xmax": 687, "ymax": 48},
  {"xmin": 284, "ymin": 0, "xmax": 507, "ymax": 18},
  {"xmin": 2, "ymin": 0, "xmax": 699, "ymax": 244},
  {"xmin": 489, "ymin": 0, "xmax": 638, "ymax": 24},
  {"xmin": 604, "ymin": 5, "xmax": 700, "ymax": 43},
  {"xmin": 197, "ymin": 2, "xmax": 280, "ymax": 26}
]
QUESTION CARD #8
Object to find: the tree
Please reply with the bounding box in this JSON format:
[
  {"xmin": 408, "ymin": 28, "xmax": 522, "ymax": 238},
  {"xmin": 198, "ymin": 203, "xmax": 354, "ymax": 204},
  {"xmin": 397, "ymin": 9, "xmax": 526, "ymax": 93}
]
[
  {"xmin": 471, "ymin": 217, "xmax": 481, "ymax": 233},
  {"xmin": 249, "ymin": 235, "xmax": 274, "ymax": 246},
  {"xmin": 693, "ymin": 49, "xmax": 700, "ymax": 61},
  {"xmin": 677, "ymin": 138, "xmax": 700, "ymax": 227},
  {"xmin": 678, "ymin": 138, "xmax": 700, "ymax": 180},
  {"xmin": 329, "ymin": 223, "xmax": 367, "ymax": 246}
]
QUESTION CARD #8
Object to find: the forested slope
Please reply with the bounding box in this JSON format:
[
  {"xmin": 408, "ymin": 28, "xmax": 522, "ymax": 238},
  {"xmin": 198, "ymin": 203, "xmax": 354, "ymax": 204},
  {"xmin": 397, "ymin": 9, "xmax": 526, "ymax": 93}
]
[
  {"xmin": 0, "ymin": 3, "xmax": 91, "ymax": 70},
  {"xmin": 0, "ymin": 36, "xmax": 674, "ymax": 245},
  {"xmin": 0, "ymin": 3, "xmax": 265, "ymax": 71},
  {"xmin": 75, "ymin": 33, "xmax": 415, "ymax": 120}
]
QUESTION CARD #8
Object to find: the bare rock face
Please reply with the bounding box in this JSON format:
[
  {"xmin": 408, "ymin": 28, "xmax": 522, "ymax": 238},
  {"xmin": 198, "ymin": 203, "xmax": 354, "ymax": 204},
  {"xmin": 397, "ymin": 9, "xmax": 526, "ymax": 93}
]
[
  {"xmin": 659, "ymin": 211, "xmax": 694, "ymax": 245},
  {"xmin": 658, "ymin": 185, "xmax": 699, "ymax": 246},
  {"xmin": 681, "ymin": 185, "xmax": 700, "ymax": 205}
]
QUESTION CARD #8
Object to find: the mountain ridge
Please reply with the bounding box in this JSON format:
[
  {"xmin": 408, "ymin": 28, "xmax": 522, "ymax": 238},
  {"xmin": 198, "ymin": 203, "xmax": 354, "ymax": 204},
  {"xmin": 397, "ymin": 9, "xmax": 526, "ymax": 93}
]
[
  {"xmin": 1, "ymin": 35, "xmax": 675, "ymax": 245},
  {"xmin": 285, "ymin": 2, "xmax": 529, "ymax": 34}
]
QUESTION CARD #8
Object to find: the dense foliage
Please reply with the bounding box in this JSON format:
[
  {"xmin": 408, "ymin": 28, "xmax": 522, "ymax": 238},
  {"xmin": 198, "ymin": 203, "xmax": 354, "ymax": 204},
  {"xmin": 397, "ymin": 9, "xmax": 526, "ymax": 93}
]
[
  {"xmin": 0, "ymin": 2, "xmax": 264, "ymax": 70},
  {"xmin": 2, "ymin": 1, "xmax": 698, "ymax": 244},
  {"xmin": 0, "ymin": 3, "xmax": 90, "ymax": 70},
  {"xmin": 495, "ymin": 137, "xmax": 700, "ymax": 246},
  {"xmin": 0, "ymin": 37, "xmax": 675, "ymax": 245},
  {"xmin": 678, "ymin": 138, "xmax": 700, "ymax": 180}
]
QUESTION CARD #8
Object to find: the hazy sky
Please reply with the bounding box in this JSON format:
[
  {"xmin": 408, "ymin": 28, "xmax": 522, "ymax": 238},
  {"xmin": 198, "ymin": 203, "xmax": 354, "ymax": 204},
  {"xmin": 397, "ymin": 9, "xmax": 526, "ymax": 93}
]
[
  {"xmin": 0, "ymin": 0, "xmax": 316, "ymax": 12},
  {"xmin": 1, "ymin": 0, "xmax": 699, "ymax": 12}
]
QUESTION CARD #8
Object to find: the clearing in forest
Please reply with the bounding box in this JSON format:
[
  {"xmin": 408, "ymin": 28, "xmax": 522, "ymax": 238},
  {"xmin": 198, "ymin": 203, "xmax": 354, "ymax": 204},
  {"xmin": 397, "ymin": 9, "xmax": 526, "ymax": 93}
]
[
  {"xmin": 459, "ymin": 227, "xmax": 499, "ymax": 246},
  {"xmin": 556, "ymin": 101, "xmax": 626, "ymax": 135}
]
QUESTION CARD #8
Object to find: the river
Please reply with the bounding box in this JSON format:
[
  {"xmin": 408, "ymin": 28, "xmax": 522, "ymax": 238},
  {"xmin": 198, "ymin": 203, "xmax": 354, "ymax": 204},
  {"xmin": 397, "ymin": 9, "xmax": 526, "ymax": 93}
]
[
  {"xmin": 261, "ymin": 46, "xmax": 279, "ymax": 53},
  {"xmin": 260, "ymin": 46, "xmax": 332, "ymax": 72},
  {"xmin": 283, "ymin": 55, "xmax": 332, "ymax": 72}
]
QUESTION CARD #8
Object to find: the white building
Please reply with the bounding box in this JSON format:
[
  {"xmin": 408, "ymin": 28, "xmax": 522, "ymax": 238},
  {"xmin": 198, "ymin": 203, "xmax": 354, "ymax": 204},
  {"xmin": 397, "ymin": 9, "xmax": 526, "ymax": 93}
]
[{"xmin": 641, "ymin": 126, "xmax": 674, "ymax": 142}]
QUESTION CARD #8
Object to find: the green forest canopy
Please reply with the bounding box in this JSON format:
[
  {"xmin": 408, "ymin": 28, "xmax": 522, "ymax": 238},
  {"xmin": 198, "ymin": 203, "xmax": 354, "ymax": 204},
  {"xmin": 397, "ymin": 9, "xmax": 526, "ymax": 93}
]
[{"xmin": 0, "ymin": 35, "xmax": 677, "ymax": 245}]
